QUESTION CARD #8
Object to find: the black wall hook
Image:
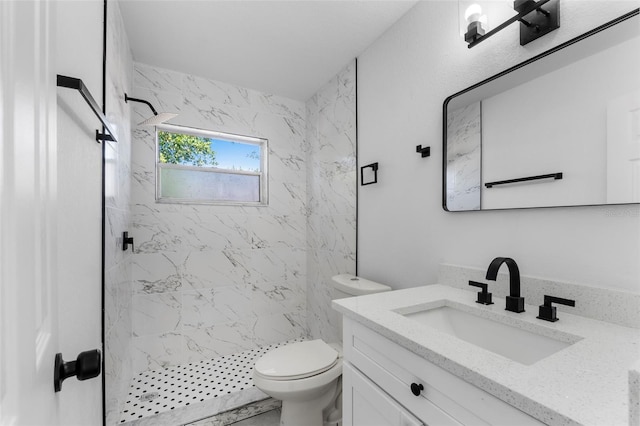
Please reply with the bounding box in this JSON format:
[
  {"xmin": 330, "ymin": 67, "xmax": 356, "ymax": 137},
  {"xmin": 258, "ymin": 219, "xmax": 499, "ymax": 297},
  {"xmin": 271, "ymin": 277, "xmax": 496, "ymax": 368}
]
[
  {"xmin": 122, "ymin": 231, "xmax": 134, "ymax": 252},
  {"xmin": 416, "ymin": 145, "xmax": 431, "ymax": 158}
]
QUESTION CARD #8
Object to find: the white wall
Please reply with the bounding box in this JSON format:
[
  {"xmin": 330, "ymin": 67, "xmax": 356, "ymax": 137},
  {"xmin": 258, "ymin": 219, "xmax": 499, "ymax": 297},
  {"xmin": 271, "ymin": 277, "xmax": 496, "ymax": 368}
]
[{"xmin": 358, "ymin": 1, "xmax": 640, "ymax": 294}]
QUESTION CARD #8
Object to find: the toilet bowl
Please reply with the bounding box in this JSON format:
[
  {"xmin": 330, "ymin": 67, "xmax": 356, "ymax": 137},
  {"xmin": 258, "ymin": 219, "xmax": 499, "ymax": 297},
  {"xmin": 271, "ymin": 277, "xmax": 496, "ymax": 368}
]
[{"xmin": 252, "ymin": 274, "xmax": 391, "ymax": 426}]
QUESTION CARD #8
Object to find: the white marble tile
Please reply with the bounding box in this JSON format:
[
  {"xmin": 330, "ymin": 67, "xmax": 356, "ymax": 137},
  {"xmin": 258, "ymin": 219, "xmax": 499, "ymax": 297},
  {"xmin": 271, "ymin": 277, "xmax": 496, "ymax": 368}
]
[
  {"xmin": 183, "ymin": 321, "xmax": 255, "ymax": 362},
  {"xmin": 105, "ymin": 206, "xmax": 129, "ymax": 270},
  {"xmin": 134, "ymin": 62, "xmax": 184, "ymax": 94},
  {"xmin": 132, "ymin": 252, "xmax": 184, "ymax": 294},
  {"xmin": 104, "ymin": 1, "xmax": 134, "ymax": 422},
  {"xmin": 133, "ymin": 211, "xmax": 249, "ymax": 254},
  {"xmin": 128, "ymin": 59, "xmax": 357, "ymax": 369},
  {"xmin": 250, "ymin": 312, "xmax": 307, "ymax": 347},
  {"xmin": 182, "ymin": 286, "xmax": 252, "ymax": 329},
  {"xmin": 446, "ymin": 102, "xmax": 481, "ymax": 211},
  {"xmin": 132, "ymin": 292, "xmax": 182, "ymax": 336},
  {"xmin": 250, "ymin": 280, "xmax": 306, "ymax": 316},
  {"xmin": 182, "ymin": 73, "xmax": 252, "ymax": 109},
  {"xmin": 249, "ymin": 91, "xmax": 306, "ymax": 119},
  {"xmin": 182, "ymin": 249, "xmax": 250, "ymax": 288},
  {"xmin": 304, "ymin": 60, "xmax": 357, "ymax": 342},
  {"xmin": 187, "ymin": 399, "xmax": 280, "ymax": 426},
  {"xmin": 132, "ymin": 332, "xmax": 184, "ymax": 373},
  {"xmin": 245, "ymin": 247, "xmax": 306, "ymax": 286}
]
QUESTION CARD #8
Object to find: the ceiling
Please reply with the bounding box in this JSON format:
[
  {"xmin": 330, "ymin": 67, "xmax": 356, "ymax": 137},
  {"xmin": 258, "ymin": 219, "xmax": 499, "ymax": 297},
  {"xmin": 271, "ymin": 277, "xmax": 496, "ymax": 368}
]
[{"xmin": 118, "ymin": 0, "xmax": 418, "ymax": 101}]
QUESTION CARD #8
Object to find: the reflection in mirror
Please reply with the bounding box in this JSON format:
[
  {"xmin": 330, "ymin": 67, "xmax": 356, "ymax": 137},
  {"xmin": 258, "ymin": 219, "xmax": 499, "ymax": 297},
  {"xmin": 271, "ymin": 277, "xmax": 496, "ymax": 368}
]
[{"xmin": 444, "ymin": 9, "xmax": 640, "ymax": 211}]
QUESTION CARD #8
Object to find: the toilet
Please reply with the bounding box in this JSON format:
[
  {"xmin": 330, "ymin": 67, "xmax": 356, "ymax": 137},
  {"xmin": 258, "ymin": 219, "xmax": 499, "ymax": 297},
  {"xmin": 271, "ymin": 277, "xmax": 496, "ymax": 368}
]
[{"xmin": 253, "ymin": 274, "xmax": 391, "ymax": 426}]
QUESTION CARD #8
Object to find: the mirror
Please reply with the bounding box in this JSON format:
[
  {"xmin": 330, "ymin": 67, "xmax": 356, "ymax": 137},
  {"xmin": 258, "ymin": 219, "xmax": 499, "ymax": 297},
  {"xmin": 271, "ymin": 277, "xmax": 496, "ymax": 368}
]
[{"xmin": 443, "ymin": 9, "xmax": 640, "ymax": 211}]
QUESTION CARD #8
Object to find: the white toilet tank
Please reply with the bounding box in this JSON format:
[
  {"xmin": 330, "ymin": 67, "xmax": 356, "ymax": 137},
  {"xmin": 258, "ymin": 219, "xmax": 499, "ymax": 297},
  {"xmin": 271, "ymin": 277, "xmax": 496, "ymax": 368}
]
[{"xmin": 331, "ymin": 274, "xmax": 391, "ymax": 299}]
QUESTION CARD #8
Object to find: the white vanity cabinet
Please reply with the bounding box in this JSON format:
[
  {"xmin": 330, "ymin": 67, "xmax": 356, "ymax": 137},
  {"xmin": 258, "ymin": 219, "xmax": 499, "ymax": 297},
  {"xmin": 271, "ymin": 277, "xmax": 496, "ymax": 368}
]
[{"xmin": 342, "ymin": 319, "xmax": 546, "ymax": 426}]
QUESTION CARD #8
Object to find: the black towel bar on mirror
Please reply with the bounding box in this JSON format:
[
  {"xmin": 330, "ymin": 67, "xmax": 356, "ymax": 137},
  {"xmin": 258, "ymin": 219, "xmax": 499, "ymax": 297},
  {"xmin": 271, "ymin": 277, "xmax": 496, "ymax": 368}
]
[
  {"xmin": 485, "ymin": 172, "xmax": 563, "ymax": 188},
  {"xmin": 56, "ymin": 75, "xmax": 118, "ymax": 143}
]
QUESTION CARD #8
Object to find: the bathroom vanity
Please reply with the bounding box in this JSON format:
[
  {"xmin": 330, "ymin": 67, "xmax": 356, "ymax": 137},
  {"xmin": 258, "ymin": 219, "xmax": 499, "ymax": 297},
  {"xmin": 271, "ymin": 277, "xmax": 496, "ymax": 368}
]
[{"xmin": 333, "ymin": 284, "xmax": 640, "ymax": 426}]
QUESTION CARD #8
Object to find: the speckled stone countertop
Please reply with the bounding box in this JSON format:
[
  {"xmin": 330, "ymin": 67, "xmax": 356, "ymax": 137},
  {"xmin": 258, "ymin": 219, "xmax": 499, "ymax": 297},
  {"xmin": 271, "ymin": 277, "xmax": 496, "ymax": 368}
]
[{"xmin": 333, "ymin": 284, "xmax": 640, "ymax": 426}]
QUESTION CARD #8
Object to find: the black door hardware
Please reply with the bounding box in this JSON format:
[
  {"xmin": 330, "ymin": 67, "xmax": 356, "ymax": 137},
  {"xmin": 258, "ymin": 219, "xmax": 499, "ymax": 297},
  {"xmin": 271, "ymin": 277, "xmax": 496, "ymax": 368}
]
[
  {"xmin": 537, "ymin": 295, "xmax": 575, "ymax": 322},
  {"xmin": 410, "ymin": 383, "xmax": 424, "ymax": 396},
  {"xmin": 468, "ymin": 281, "xmax": 494, "ymax": 305},
  {"xmin": 54, "ymin": 349, "xmax": 101, "ymax": 392},
  {"xmin": 122, "ymin": 231, "xmax": 134, "ymax": 252}
]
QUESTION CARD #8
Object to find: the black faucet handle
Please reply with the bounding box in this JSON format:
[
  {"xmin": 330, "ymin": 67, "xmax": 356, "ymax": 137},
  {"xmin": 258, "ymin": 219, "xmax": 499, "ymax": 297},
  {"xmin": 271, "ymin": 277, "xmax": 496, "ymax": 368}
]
[
  {"xmin": 537, "ymin": 295, "xmax": 576, "ymax": 322},
  {"xmin": 468, "ymin": 281, "xmax": 494, "ymax": 305}
]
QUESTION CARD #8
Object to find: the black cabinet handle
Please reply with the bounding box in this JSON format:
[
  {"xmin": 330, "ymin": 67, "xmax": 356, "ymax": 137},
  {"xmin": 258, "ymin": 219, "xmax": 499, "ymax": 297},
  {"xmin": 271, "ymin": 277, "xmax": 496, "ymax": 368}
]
[
  {"xmin": 410, "ymin": 382, "xmax": 424, "ymax": 396},
  {"xmin": 54, "ymin": 349, "xmax": 101, "ymax": 392}
]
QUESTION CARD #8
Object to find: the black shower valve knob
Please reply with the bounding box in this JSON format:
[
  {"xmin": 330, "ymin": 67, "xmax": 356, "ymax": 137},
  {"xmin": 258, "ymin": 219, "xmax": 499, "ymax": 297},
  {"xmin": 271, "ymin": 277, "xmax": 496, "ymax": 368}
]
[{"xmin": 122, "ymin": 231, "xmax": 134, "ymax": 252}]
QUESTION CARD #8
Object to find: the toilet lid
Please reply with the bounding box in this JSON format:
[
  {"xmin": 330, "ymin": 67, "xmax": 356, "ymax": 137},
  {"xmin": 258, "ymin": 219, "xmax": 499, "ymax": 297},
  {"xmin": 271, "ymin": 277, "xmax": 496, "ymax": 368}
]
[{"xmin": 254, "ymin": 340, "xmax": 338, "ymax": 380}]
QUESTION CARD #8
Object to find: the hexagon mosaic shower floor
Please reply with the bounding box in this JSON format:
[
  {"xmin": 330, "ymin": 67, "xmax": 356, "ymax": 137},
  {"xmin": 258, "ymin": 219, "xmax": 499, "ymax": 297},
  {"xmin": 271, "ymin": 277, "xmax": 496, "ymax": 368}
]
[{"xmin": 119, "ymin": 339, "xmax": 303, "ymax": 423}]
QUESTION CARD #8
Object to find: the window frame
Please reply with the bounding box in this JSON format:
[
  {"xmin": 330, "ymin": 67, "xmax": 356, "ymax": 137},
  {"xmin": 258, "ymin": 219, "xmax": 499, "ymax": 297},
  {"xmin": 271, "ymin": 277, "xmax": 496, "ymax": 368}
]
[{"xmin": 155, "ymin": 123, "xmax": 269, "ymax": 206}]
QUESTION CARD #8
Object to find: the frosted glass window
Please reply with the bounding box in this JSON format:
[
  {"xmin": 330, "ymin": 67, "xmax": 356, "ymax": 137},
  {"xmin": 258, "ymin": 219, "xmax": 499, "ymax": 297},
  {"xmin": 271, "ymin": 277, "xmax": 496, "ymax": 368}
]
[{"xmin": 156, "ymin": 124, "xmax": 268, "ymax": 205}]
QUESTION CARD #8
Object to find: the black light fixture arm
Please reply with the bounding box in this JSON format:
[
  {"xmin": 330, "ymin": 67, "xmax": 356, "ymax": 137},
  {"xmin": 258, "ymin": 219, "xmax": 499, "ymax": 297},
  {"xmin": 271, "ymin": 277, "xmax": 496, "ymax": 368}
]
[
  {"xmin": 124, "ymin": 93, "xmax": 159, "ymax": 116},
  {"xmin": 467, "ymin": 0, "xmax": 554, "ymax": 48}
]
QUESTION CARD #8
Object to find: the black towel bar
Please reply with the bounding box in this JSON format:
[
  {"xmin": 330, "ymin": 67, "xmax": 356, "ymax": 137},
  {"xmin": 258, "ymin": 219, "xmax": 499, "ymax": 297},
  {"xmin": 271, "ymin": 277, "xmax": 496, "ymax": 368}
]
[
  {"xmin": 485, "ymin": 172, "xmax": 563, "ymax": 188},
  {"xmin": 56, "ymin": 74, "xmax": 118, "ymax": 143}
]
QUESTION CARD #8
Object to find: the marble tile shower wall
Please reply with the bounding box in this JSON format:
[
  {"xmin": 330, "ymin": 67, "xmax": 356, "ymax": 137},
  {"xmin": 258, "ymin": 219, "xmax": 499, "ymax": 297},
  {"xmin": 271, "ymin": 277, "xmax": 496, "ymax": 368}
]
[
  {"xmin": 305, "ymin": 62, "xmax": 357, "ymax": 343},
  {"xmin": 130, "ymin": 63, "xmax": 308, "ymax": 373},
  {"xmin": 104, "ymin": 2, "xmax": 134, "ymax": 425}
]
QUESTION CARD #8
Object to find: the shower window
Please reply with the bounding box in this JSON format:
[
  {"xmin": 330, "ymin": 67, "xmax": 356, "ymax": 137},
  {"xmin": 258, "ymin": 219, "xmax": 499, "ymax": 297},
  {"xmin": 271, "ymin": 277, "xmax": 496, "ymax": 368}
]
[{"xmin": 156, "ymin": 124, "xmax": 268, "ymax": 205}]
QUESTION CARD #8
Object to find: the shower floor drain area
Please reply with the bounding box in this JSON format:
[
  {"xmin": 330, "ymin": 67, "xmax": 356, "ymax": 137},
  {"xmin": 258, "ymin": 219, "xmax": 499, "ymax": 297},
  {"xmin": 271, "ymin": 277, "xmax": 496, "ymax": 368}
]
[{"xmin": 119, "ymin": 338, "xmax": 303, "ymax": 423}]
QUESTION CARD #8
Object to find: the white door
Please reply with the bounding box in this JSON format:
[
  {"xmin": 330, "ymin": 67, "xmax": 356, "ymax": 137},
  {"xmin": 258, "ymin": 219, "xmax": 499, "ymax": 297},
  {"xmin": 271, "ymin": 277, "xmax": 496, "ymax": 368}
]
[
  {"xmin": 1, "ymin": 1, "xmax": 62, "ymax": 424},
  {"xmin": 55, "ymin": 1, "xmax": 104, "ymax": 424},
  {"xmin": 1, "ymin": 1, "xmax": 104, "ymax": 424},
  {"xmin": 607, "ymin": 90, "xmax": 640, "ymax": 203}
]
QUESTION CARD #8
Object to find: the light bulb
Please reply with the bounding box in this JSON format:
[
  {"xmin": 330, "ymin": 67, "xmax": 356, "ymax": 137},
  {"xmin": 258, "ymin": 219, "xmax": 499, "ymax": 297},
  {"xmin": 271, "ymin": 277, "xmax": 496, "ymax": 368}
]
[{"xmin": 464, "ymin": 4, "xmax": 482, "ymax": 24}]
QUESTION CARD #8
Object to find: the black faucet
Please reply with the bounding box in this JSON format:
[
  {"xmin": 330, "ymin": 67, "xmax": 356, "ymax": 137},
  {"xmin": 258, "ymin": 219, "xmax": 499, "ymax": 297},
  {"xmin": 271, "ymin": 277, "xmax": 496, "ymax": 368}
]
[{"xmin": 485, "ymin": 257, "xmax": 525, "ymax": 313}]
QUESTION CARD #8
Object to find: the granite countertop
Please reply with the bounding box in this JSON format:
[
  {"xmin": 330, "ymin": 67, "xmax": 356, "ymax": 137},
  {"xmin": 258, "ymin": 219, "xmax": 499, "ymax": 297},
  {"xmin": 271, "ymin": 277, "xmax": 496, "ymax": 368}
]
[{"xmin": 332, "ymin": 284, "xmax": 640, "ymax": 426}]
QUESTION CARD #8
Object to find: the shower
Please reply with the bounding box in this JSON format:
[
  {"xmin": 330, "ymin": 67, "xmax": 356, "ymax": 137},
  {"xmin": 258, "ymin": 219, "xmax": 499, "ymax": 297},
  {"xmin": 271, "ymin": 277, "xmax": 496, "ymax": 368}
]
[{"xmin": 124, "ymin": 93, "xmax": 178, "ymax": 126}]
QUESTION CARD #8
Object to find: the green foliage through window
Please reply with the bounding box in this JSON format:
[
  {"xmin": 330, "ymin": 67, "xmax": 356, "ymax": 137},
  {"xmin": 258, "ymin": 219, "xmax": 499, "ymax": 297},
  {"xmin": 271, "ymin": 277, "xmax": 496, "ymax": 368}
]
[{"xmin": 158, "ymin": 131, "xmax": 218, "ymax": 167}]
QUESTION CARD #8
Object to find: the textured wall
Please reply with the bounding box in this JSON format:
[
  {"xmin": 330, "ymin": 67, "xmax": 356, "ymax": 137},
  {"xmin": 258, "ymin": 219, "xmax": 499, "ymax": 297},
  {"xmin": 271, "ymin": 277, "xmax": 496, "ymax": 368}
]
[
  {"xmin": 306, "ymin": 61, "xmax": 357, "ymax": 343},
  {"xmin": 358, "ymin": 1, "xmax": 640, "ymax": 293},
  {"xmin": 103, "ymin": 1, "xmax": 134, "ymax": 424},
  {"xmin": 129, "ymin": 63, "xmax": 308, "ymax": 373}
]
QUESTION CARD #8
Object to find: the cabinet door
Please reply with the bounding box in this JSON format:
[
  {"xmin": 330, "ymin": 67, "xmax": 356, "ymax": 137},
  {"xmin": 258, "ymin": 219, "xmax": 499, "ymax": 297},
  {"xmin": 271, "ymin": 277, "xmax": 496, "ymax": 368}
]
[{"xmin": 344, "ymin": 362, "xmax": 424, "ymax": 426}]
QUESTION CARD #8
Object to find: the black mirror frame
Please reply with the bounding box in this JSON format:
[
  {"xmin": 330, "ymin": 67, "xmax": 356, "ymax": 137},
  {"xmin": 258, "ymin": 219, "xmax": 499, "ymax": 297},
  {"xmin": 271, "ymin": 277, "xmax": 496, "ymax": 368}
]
[{"xmin": 442, "ymin": 8, "xmax": 640, "ymax": 212}]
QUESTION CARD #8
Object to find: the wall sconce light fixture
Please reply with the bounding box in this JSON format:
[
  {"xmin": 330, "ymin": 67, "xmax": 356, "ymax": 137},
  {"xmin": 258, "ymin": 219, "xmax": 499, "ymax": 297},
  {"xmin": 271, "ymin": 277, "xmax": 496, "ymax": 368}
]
[
  {"xmin": 464, "ymin": 0, "xmax": 560, "ymax": 48},
  {"xmin": 464, "ymin": 4, "xmax": 487, "ymax": 44}
]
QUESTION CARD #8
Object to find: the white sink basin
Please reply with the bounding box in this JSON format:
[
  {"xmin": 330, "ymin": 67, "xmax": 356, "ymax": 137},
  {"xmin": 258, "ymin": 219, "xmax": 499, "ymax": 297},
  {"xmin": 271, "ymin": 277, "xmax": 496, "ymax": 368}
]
[{"xmin": 400, "ymin": 303, "xmax": 579, "ymax": 365}]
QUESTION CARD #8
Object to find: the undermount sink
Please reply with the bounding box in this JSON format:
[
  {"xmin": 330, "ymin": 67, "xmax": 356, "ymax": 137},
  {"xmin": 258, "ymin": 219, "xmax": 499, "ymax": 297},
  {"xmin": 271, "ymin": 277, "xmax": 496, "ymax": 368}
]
[{"xmin": 398, "ymin": 302, "xmax": 579, "ymax": 365}]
